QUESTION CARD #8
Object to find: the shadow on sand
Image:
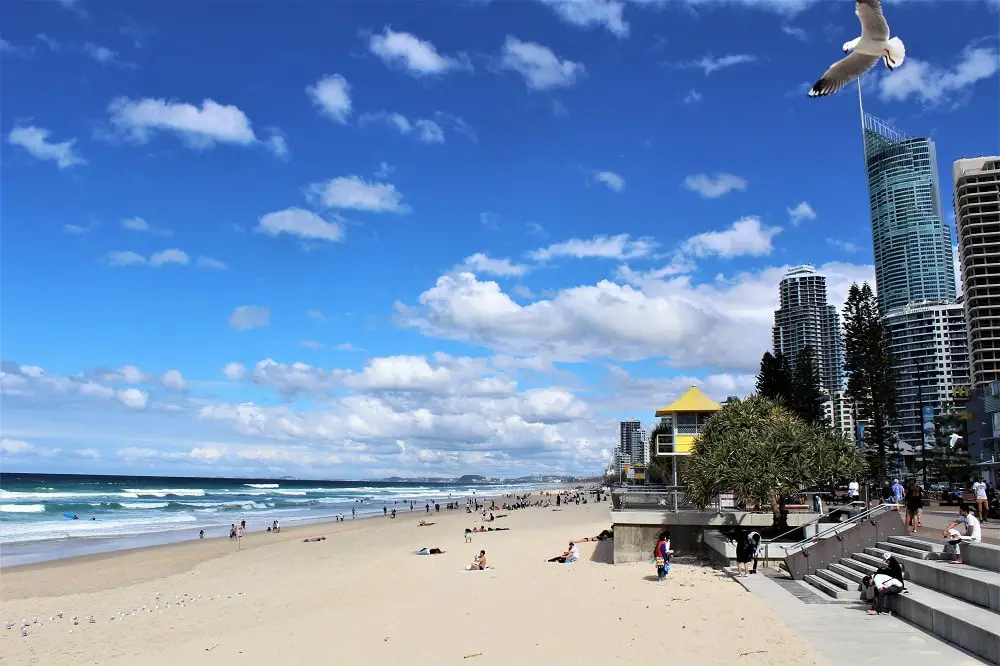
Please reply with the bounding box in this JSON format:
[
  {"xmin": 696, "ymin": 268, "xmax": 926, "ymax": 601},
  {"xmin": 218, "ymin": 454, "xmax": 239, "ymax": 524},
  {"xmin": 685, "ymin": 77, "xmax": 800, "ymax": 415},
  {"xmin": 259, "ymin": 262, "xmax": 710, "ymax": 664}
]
[{"xmin": 589, "ymin": 539, "xmax": 614, "ymax": 564}]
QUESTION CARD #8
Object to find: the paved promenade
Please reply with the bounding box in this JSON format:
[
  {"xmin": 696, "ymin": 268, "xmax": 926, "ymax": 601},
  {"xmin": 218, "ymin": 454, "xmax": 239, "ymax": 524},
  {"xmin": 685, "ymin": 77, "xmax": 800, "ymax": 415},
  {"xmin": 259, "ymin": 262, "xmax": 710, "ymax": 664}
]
[{"xmin": 733, "ymin": 570, "xmax": 989, "ymax": 666}]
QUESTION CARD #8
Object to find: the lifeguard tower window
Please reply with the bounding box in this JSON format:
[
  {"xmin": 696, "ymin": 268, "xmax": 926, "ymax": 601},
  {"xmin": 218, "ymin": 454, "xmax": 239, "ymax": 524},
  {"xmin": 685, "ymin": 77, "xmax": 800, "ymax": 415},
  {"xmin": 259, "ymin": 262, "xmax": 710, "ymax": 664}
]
[
  {"xmin": 656, "ymin": 433, "xmax": 674, "ymax": 456},
  {"xmin": 676, "ymin": 413, "xmax": 711, "ymax": 435}
]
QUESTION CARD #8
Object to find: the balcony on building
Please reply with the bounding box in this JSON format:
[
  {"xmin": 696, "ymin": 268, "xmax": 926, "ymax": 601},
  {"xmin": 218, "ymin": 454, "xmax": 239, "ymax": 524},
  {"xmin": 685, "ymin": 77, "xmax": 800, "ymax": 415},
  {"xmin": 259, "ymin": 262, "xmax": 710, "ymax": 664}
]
[{"xmin": 652, "ymin": 385, "xmax": 721, "ymax": 458}]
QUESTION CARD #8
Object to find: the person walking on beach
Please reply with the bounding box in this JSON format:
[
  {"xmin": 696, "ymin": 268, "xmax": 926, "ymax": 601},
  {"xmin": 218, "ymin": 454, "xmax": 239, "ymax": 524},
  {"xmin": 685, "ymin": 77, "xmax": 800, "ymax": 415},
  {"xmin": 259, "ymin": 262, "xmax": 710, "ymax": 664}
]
[
  {"xmin": 654, "ymin": 532, "xmax": 671, "ymax": 581},
  {"xmin": 383, "ymin": 506, "xmax": 387, "ymax": 516},
  {"xmin": 352, "ymin": 507, "xmax": 356, "ymax": 519},
  {"xmin": 973, "ymin": 477, "xmax": 989, "ymax": 522}
]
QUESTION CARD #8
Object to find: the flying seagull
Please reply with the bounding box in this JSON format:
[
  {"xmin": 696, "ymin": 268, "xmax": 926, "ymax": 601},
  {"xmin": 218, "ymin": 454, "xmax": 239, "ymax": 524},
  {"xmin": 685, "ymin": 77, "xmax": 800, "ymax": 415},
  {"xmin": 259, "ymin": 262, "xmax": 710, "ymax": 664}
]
[{"xmin": 808, "ymin": 0, "xmax": 906, "ymax": 98}]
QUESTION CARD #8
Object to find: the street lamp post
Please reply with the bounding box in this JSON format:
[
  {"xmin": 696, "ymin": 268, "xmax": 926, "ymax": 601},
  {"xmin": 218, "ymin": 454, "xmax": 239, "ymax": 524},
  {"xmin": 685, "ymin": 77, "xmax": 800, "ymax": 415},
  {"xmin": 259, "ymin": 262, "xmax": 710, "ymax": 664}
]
[{"xmin": 916, "ymin": 361, "xmax": 928, "ymax": 489}]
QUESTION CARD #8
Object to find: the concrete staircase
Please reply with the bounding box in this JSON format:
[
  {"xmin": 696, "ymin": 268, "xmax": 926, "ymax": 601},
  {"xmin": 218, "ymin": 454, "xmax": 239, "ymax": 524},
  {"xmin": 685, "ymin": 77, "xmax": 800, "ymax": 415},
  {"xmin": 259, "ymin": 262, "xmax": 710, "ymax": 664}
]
[{"xmin": 803, "ymin": 535, "xmax": 1000, "ymax": 664}]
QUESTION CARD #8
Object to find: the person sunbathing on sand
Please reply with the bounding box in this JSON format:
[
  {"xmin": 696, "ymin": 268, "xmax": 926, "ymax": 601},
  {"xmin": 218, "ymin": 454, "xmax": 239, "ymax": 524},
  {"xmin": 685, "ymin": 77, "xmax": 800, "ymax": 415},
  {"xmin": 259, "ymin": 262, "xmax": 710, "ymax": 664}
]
[
  {"xmin": 418, "ymin": 520, "xmax": 435, "ymax": 526},
  {"xmin": 548, "ymin": 541, "xmax": 580, "ymax": 563},
  {"xmin": 467, "ymin": 550, "xmax": 487, "ymax": 570},
  {"xmin": 574, "ymin": 529, "xmax": 613, "ymax": 542},
  {"xmin": 415, "ymin": 547, "xmax": 445, "ymax": 555}
]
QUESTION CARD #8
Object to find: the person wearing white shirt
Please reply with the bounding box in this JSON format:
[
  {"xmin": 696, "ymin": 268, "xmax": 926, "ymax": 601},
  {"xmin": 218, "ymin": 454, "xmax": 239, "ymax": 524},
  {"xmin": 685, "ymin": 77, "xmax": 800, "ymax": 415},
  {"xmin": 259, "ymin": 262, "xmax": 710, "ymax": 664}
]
[
  {"xmin": 972, "ymin": 477, "xmax": 989, "ymax": 523},
  {"xmin": 942, "ymin": 504, "xmax": 982, "ymax": 565},
  {"xmin": 847, "ymin": 480, "xmax": 860, "ymax": 503}
]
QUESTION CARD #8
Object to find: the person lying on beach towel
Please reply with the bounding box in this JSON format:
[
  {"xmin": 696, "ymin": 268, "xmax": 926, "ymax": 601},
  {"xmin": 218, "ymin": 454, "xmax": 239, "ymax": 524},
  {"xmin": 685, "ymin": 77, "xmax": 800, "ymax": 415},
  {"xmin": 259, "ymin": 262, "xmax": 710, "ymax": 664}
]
[
  {"xmin": 466, "ymin": 550, "xmax": 487, "ymax": 570},
  {"xmin": 574, "ymin": 529, "xmax": 613, "ymax": 542},
  {"xmin": 548, "ymin": 541, "xmax": 580, "ymax": 563},
  {"xmin": 415, "ymin": 547, "xmax": 445, "ymax": 555},
  {"xmin": 302, "ymin": 536, "xmax": 326, "ymax": 543},
  {"xmin": 418, "ymin": 520, "xmax": 436, "ymax": 526}
]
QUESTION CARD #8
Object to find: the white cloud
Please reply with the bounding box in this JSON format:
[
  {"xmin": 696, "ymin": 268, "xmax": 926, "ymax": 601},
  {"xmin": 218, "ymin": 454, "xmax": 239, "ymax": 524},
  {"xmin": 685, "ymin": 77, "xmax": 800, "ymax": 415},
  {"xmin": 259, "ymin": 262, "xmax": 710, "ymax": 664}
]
[
  {"xmin": 480, "ymin": 212, "xmax": 501, "ymax": 231},
  {"xmin": 878, "ymin": 46, "xmax": 999, "ymax": 107},
  {"xmin": 593, "ymin": 170, "xmax": 625, "ymax": 192},
  {"xmin": 265, "ymin": 133, "xmax": 289, "ymax": 159},
  {"xmin": 108, "ymin": 97, "xmax": 259, "ymax": 149},
  {"xmin": 461, "ymin": 253, "xmax": 530, "ymax": 277},
  {"xmin": 375, "ymin": 162, "xmax": 395, "ymax": 179},
  {"xmin": 307, "ymin": 176, "xmax": 409, "ymax": 213},
  {"xmin": 222, "ymin": 362, "xmax": 247, "ymax": 380},
  {"xmin": 684, "ymin": 54, "xmax": 757, "ymax": 75},
  {"xmin": 782, "ymin": 25, "xmax": 807, "ymax": 40},
  {"xmin": 368, "ymin": 27, "xmax": 464, "ymax": 76},
  {"xmin": 83, "ymin": 42, "xmax": 119, "ymax": 65},
  {"xmin": 1, "ymin": 438, "xmax": 33, "ymax": 454},
  {"xmin": 256, "ymin": 208, "xmax": 345, "ymax": 243},
  {"xmin": 360, "ymin": 112, "xmax": 445, "ymax": 144},
  {"xmin": 787, "ymin": 201, "xmax": 817, "ymax": 225},
  {"xmin": 684, "ymin": 89, "xmax": 703, "ymax": 104},
  {"xmin": 529, "ymin": 234, "xmax": 654, "ymax": 261},
  {"xmin": 197, "ymin": 256, "xmax": 228, "ymax": 270},
  {"xmin": 307, "ymin": 74, "xmax": 352, "ymax": 123},
  {"xmin": 104, "ymin": 365, "xmax": 151, "ymax": 384},
  {"xmin": 105, "ymin": 251, "xmax": 148, "ymax": 266},
  {"xmin": 307, "ymin": 310, "xmax": 325, "ymax": 321},
  {"xmin": 828, "ymin": 238, "xmax": 859, "ymax": 254},
  {"xmin": 149, "ymin": 249, "xmax": 190, "ymax": 267},
  {"xmin": 117, "ymin": 388, "xmax": 149, "ymax": 410},
  {"xmin": 122, "ymin": 216, "xmax": 172, "ymax": 236},
  {"xmin": 683, "ymin": 172, "xmax": 748, "ymax": 198},
  {"xmin": 62, "ymin": 224, "xmax": 89, "ymax": 235},
  {"xmin": 8, "ymin": 125, "xmax": 85, "ymax": 168},
  {"xmin": 396, "ymin": 258, "xmax": 875, "ymax": 371},
  {"xmin": 228, "ymin": 306, "xmax": 271, "ymax": 331},
  {"xmin": 538, "ymin": 0, "xmax": 629, "ymax": 37},
  {"xmin": 499, "ymin": 36, "xmax": 585, "ymax": 91},
  {"xmin": 161, "ymin": 369, "xmax": 188, "ymax": 392},
  {"xmin": 681, "ymin": 217, "xmax": 782, "ymax": 259}
]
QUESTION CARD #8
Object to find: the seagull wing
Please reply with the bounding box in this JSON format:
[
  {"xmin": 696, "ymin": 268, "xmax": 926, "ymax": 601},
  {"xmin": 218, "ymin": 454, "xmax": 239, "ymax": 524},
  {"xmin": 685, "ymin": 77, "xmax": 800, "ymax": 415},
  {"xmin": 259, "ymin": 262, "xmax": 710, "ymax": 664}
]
[
  {"xmin": 856, "ymin": 0, "xmax": 889, "ymax": 41},
  {"xmin": 808, "ymin": 51, "xmax": 880, "ymax": 98}
]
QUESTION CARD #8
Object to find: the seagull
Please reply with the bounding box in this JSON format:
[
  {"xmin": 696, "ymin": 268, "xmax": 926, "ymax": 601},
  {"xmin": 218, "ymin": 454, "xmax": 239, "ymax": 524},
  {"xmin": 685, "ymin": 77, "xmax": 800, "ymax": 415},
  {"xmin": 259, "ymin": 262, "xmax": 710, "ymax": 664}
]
[{"xmin": 808, "ymin": 0, "xmax": 905, "ymax": 98}]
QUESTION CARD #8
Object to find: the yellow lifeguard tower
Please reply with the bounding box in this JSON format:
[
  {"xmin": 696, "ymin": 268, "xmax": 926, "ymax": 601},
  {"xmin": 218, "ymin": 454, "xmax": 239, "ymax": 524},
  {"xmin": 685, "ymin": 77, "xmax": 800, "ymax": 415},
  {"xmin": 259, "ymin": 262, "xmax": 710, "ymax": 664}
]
[{"xmin": 652, "ymin": 385, "xmax": 721, "ymax": 468}]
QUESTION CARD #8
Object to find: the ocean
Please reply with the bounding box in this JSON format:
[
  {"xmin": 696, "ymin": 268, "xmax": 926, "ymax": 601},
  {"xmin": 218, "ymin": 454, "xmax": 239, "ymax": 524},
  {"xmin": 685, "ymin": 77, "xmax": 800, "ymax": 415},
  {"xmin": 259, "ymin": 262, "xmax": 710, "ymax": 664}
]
[{"xmin": 0, "ymin": 473, "xmax": 542, "ymax": 567}]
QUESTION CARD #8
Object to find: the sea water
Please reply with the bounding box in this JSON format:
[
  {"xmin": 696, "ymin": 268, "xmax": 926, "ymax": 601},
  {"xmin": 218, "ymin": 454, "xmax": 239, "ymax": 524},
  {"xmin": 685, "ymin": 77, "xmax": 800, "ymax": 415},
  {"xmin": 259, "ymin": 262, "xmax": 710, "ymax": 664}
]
[{"xmin": 0, "ymin": 473, "xmax": 538, "ymax": 566}]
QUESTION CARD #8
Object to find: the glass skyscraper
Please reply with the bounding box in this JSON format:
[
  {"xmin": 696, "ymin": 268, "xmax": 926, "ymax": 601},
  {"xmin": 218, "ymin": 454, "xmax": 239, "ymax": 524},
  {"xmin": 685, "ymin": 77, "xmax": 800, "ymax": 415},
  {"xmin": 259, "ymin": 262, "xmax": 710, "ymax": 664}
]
[{"xmin": 862, "ymin": 112, "xmax": 956, "ymax": 314}]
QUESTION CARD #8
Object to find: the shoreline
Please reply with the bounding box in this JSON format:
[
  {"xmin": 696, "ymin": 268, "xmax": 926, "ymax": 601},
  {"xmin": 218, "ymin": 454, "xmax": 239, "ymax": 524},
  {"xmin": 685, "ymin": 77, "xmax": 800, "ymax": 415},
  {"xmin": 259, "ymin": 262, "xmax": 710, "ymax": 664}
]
[{"xmin": 2, "ymin": 484, "xmax": 575, "ymax": 569}]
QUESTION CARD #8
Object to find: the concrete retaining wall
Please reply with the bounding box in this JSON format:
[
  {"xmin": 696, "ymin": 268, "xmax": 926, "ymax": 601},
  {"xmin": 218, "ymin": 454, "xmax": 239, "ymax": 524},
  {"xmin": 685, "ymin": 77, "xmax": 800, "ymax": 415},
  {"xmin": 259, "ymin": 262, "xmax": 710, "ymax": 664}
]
[{"xmin": 963, "ymin": 542, "xmax": 1000, "ymax": 573}]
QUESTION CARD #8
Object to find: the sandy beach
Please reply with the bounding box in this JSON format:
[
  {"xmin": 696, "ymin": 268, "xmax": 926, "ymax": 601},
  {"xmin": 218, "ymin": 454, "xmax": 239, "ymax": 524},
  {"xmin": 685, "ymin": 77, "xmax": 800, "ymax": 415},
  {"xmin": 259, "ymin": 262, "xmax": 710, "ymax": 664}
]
[{"xmin": 1, "ymin": 496, "xmax": 828, "ymax": 666}]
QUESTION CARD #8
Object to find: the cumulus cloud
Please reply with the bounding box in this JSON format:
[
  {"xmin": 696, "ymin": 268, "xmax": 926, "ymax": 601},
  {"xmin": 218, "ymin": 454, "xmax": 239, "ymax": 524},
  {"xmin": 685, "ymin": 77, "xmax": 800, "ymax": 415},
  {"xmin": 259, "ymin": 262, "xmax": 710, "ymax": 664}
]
[
  {"xmin": 538, "ymin": 0, "xmax": 629, "ymax": 37},
  {"xmin": 499, "ymin": 36, "xmax": 585, "ymax": 91},
  {"xmin": 680, "ymin": 217, "xmax": 782, "ymax": 259},
  {"xmin": 683, "ymin": 173, "xmax": 748, "ymax": 198},
  {"xmin": 161, "ymin": 369, "xmax": 189, "ymax": 392},
  {"xmin": 256, "ymin": 208, "xmax": 345, "ymax": 243},
  {"xmin": 307, "ymin": 74, "xmax": 352, "ymax": 123},
  {"xmin": 460, "ymin": 253, "xmax": 530, "ymax": 278},
  {"xmin": 528, "ymin": 234, "xmax": 654, "ymax": 262},
  {"xmin": 395, "ymin": 258, "xmax": 874, "ymax": 371},
  {"xmin": 2, "ymin": 363, "xmax": 151, "ymax": 411},
  {"xmin": 228, "ymin": 306, "xmax": 271, "ymax": 331},
  {"xmin": 307, "ymin": 176, "xmax": 410, "ymax": 213},
  {"xmin": 104, "ymin": 249, "xmax": 191, "ymax": 267},
  {"xmin": 368, "ymin": 27, "xmax": 466, "ymax": 76},
  {"xmin": 7, "ymin": 125, "xmax": 86, "ymax": 168},
  {"xmin": 787, "ymin": 201, "xmax": 817, "ymax": 225},
  {"xmin": 107, "ymin": 97, "xmax": 260, "ymax": 150},
  {"xmin": 593, "ymin": 170, "xmax": 625, "ymax": 192},
  {"xmin": 878, "ymin": 45, "xmax": 999, "ymax": 107},
  {"xmin": 359, "ymin": 111, "xmax": 445, "ymax": 144}
]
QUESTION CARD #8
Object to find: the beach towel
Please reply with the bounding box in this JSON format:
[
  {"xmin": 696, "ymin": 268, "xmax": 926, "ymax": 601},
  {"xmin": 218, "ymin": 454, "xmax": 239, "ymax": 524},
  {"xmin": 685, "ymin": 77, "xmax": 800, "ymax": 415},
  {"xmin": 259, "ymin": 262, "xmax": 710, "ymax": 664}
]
[{"xmin": 465, "ymin": 566, "xmax": 493, "ymax": 571}]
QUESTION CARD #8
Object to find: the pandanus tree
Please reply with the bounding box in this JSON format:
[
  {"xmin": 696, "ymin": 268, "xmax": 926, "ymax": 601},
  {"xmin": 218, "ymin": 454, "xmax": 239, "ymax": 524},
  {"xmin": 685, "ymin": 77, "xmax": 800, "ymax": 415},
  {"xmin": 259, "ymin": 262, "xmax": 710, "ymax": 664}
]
[{"xmin": 684, "ymin": 394, "xmax": 863, "ymax": 528}]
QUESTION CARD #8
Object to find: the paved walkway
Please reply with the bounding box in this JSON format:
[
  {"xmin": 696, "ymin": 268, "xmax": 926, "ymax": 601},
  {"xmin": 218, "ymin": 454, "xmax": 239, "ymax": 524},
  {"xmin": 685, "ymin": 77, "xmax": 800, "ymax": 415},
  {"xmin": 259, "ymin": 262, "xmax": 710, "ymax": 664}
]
[{"xmin": 732, "ymin": 570, "xmax": 989, "ymax": 666}]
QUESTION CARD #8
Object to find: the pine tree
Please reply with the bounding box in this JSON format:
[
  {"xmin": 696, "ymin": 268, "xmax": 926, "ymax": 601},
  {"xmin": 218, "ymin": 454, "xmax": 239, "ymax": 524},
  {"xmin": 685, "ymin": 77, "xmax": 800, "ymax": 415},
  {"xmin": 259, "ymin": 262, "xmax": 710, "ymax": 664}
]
[
  {"xmin": 843, "ymin": 282, "xmax": 899, "ymax": 483},
  {"xmin": 791, "ymin": 345, "xmax": 826, "ymax": 426},
  {"xmin": 756, "ymin": 351, "xmax": 793, "ymax": 404}
]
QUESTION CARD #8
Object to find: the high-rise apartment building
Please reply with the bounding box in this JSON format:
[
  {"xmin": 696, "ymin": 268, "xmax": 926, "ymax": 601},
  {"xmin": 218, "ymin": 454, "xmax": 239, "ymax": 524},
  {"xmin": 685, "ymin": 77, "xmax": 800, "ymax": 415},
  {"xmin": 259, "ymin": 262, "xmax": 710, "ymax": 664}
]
[
  {"xmin": 883, "ymin": 300, "xmax": 970, "ymax": 450},
  {"xmin": 954, "ymin": 157, "xmax": 1000, "ymax": 389},
  {"xmin": 862, "ymin": 112, "xmax": 956, "ymax": 314},
  {"xmin": 618, "ymin": 419, "xmax": 647, "ymax": 472},
  {"xmin": 772, "ymin": 265, "xmax": 844, "ymax": 396}
]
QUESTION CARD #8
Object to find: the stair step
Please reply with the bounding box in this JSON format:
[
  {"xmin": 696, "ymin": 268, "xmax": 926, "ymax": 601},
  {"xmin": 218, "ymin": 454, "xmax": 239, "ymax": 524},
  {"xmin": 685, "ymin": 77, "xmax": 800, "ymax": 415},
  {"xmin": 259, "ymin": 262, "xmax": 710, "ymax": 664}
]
[
  {"xmin": 815, "ymin": 568, "xmax": 855, "ymax": 590},
  {"xmin": 875, "ymin": 542, "xmax": 955, "ymax": 561},
  {"xmin": 887, "ymin": 534, "xmax": 948, "ymax": 553},
  {"xmin": 804, "ymin": 573, "xmax": 855, "ymax": 600},
  {"xmin": 829, "ymin": 562, "xmax": 867, "ymax": 584},
  {"xmin": 852, "ymin": 552, "xmax": 886, "ymax": 568},
  {"xmin": 898, "ymin": 556, "xmax": 1000, "ymax": 612},
  {"xmin": 889, "ymin": 582, "xmax": 1000, "ymax": 664}
]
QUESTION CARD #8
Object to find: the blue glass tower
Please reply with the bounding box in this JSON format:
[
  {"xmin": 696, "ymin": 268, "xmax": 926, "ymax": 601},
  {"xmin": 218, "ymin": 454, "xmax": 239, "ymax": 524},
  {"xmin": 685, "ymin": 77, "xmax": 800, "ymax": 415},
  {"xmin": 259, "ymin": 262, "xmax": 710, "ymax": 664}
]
[{"xmin": 862, "ymin": 112, "xmax": 956, "ymax": 314}]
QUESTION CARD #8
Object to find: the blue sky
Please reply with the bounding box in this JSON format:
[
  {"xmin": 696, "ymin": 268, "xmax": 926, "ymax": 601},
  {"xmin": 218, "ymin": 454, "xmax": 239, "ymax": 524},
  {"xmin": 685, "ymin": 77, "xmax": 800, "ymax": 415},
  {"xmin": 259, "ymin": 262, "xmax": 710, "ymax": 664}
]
[{"xmin": 2, "ymin": 0, "xmax": 998, "ymax": 479}]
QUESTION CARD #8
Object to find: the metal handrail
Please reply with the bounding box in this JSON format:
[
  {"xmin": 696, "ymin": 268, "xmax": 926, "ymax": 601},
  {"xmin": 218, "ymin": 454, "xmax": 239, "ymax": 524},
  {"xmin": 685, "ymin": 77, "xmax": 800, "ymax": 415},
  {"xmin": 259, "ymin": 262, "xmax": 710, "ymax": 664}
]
[{"xmin": 781, "ymin": 502, "xmax": 900, "ymax": 552}]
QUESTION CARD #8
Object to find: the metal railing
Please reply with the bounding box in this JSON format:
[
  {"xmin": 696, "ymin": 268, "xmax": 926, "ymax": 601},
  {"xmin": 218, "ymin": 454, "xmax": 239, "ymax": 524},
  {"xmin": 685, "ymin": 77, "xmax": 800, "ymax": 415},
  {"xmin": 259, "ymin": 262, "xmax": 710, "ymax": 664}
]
[
  {"xmin": 779, "ymin": 502, "xmax": 900, "ymax": 554},
  {"xmin": 611, "ymin": 486, "xmax": 723, "ymax": 512}
]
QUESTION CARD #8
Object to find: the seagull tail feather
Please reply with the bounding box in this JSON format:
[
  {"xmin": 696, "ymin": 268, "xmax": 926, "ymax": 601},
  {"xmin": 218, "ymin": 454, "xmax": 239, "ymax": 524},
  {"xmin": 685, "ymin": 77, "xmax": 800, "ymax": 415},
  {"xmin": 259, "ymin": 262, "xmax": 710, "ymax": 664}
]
[{"xmin": 886, "ymin": 37, "xmax": 905, "ymax": 68}]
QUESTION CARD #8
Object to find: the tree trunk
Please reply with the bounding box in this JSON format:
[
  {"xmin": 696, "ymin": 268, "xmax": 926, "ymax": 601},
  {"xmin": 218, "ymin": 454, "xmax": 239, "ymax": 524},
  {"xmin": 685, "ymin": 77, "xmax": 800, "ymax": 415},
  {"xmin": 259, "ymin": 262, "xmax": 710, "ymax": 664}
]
[{"xmin": 771, "ymin": 492, "xmax": 788, "ymax": 529}]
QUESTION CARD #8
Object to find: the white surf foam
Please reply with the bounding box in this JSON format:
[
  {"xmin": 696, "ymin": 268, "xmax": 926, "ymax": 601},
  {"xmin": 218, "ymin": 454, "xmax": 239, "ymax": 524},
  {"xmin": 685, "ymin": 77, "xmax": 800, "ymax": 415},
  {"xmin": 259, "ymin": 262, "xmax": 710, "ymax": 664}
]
[{"xmin": 0, "ymin": 504, "xmax": 45, "ymax": 513}]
